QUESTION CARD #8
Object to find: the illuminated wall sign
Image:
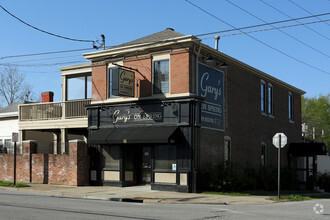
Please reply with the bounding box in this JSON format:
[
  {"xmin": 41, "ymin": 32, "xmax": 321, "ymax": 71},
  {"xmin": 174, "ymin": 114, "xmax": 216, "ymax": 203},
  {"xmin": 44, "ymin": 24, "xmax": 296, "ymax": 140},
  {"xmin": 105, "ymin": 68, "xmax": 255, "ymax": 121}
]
[
  {"xmin": 118, "ymin": 69, "xmax": 135, "ymax": 97},
  {"xmin": 198, "ymin": 63, "xmax": 224, "ymax": 130}
]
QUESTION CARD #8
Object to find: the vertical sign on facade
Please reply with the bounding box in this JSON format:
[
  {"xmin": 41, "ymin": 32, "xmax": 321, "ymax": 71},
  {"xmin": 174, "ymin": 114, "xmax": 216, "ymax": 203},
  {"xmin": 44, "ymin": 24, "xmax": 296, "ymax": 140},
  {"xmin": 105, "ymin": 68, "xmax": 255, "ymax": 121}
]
[
  {"xmin": 198, "ymin": 63, "xmax": 224, "ymax": 130},
  {"xmin": 118, "ymin": 68, "xmax": 135, "ymax": 97}
]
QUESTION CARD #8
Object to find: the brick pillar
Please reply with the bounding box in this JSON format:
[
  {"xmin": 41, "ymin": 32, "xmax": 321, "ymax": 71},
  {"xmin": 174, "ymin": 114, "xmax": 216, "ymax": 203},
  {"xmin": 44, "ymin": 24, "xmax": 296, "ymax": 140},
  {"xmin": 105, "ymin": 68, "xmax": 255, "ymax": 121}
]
[
  {"xmin": 41, "ymin": 91, "xmax": 54, "ymax": 103},
  {"xmin": 22, "ymin": 140, "xmax": 37, "ymax": 155},
  {"xmin": 21, "ymin": 140, "xmax": 37, "ymax": 183},
  {"xmin": 68, "ymin": 140, "xmax": 89, "ymax": 186}
]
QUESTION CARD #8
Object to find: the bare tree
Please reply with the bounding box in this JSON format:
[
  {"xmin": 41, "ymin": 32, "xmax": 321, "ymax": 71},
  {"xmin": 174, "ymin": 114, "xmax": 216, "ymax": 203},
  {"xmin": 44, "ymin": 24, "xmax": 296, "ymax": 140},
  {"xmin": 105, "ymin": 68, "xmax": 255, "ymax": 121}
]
[{"xmin": 0, "ymin": 65, "xmax": 35, "ymax": 106}]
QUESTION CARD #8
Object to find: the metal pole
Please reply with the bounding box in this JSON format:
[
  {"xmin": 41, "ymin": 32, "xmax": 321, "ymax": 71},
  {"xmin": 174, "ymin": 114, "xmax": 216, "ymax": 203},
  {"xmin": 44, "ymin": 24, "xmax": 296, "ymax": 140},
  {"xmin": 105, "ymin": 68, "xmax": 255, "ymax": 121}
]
[
  {"xmin": 13, "ymin": 141, "xmax": 17, "ymax": 186},
  {"xmin": 278, "ymin": 135, "xmax": 281, "ymax": 199}
]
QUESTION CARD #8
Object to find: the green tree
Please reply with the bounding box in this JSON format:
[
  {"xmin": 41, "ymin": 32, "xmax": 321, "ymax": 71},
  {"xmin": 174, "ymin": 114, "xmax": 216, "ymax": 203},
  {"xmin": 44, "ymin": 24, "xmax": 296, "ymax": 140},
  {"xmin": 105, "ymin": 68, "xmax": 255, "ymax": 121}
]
[{"xmin": 302, "ymin": 93, "xmax": 330, "ymax": 148}]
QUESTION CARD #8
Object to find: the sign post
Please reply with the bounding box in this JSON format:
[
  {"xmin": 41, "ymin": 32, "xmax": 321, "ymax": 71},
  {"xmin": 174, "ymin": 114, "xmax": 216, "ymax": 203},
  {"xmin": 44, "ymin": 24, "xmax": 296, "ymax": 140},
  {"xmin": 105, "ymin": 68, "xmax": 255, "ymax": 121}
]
[
  {"xmin": 272, "ymin": 133, "xmax": 287, "ymax": 199},
  {"xmin": 12, "ymin": 132, "xmax": 19, "ymax": 186}
]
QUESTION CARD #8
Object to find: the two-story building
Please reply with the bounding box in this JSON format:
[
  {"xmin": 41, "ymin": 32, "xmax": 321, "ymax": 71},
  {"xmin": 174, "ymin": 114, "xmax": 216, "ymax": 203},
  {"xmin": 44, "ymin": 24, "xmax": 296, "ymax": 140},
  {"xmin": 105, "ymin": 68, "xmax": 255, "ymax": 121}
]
[{"xmin": 19, "ymin": 28, "xmax": 305, "ymax": 192}]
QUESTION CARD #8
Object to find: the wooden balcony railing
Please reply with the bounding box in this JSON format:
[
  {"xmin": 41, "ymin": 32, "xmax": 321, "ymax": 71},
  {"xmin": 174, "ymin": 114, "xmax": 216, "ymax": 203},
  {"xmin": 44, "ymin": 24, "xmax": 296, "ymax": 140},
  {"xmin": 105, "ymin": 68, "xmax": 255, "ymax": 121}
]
[{"xmin": 19, "ymin": 99, "xmax": 91, "ymax": 121}]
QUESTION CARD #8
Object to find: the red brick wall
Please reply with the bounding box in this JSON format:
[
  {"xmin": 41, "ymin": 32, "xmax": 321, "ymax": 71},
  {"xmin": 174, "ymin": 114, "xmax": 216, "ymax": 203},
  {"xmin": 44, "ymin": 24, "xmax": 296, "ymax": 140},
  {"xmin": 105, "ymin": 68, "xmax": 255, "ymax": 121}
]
[
  {"xmin": 0, "ymin": 140, "xmax": 89, "ymax": 186},
  {"xmin": 170, "ymin": 51, "xmax": 190, "ymax": 94},
  {"xmin": 92, "ymin": 65, "xmax": 107, "ymax": 101},
  {"xmin": 124, "ymin": 55, "xmax": 152, "ymax": 97}
]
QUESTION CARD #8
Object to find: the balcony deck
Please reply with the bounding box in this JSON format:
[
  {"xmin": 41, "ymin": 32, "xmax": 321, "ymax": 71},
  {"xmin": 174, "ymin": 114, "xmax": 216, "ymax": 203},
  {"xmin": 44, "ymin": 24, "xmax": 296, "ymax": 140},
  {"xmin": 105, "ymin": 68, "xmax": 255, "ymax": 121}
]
[{"xmin": 19, "ymin": 99, "xmax": 90, "ymax": 130}]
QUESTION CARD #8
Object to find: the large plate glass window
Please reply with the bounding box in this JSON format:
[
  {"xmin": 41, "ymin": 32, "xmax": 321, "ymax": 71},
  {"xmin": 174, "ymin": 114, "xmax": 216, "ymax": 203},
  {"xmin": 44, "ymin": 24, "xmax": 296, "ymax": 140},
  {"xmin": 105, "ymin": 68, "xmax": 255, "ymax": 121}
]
[
  {"xmin": 67, "ymin": 73, "xmax": 92, "ymax": 100},
  {"xmin": 154, "ymin": 144, "xmax": 176, "ymax": 170}
]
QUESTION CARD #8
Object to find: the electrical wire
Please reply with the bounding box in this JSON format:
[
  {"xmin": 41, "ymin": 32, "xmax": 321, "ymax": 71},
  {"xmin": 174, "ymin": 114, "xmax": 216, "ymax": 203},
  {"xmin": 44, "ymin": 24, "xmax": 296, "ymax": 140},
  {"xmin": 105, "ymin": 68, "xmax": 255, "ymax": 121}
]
[
  {"xmin": 199, "ymin": 19, "xmax": 330, "ymax": 39},
  {"xmin": 224, "ymin": 0, "xmax": 329, "ymax": 59},
  {"xmin": 0, "ymin": 61, "xmax": 87, "ymax": 67},
  {"xmin": 0, "ymin": 4, "xmax": 94, "ymax": 43},
  {"xmin": 259, "ymin": 0, "xmax": 329, "ymax": 40},
  {"xmin": 288, "ymin": 0, "xmax": 330, "ymax": 26},
  {"xmin": 184, "ymin": 0, "xmax": 329, "ymax": 75},
  {"xmin": 0, "ymin": 47, "xmax": 99, "ymax": 60},
  {"xmin": 195, "ymin": 12, "xmax": 330, "ymax": 37}
]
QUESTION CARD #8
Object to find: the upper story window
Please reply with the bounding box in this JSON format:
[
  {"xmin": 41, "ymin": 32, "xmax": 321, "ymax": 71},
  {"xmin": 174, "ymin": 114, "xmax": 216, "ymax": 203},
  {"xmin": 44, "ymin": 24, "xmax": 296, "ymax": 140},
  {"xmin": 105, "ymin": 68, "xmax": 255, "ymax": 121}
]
[
  {"xmin": 260, "ymin": 80, "xmax": 266, "ymax": 113},
  {"xmin": 267, "ymin": 84, "xmax": 273, "ymax": 115},
  {"xmin": 108, "ymin": 68, "xmax": 119, "ymax": 98},
  {"xmin": 224, "ymin": 136, "xmax": 231, "ymax": 167},
  {"xmin": 261, "ymin": 142, "xmax": 266, "ymax": 167},
  {"xmin": 66, "ymin": 73, "xmax": 92, "ymax": 100},
  {"xmin": 289, "ymin": 92, "xmax": 293, "ymax": 120},
  {"xmin": 153, "ymin": 60, "xmax": 169, "ymax": 94}
]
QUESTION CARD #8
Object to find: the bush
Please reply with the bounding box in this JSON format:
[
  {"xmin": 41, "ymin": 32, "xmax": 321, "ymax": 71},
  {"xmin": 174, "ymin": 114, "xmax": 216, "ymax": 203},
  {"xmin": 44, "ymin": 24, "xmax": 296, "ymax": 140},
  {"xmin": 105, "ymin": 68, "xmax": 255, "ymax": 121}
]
[
  {"xmin": 317, "ymin": 173, "xmax": 330, "ymax": 192},
  {"xmin": 200, "ymin": 163, "xmax": 298, "ymax": 192}
]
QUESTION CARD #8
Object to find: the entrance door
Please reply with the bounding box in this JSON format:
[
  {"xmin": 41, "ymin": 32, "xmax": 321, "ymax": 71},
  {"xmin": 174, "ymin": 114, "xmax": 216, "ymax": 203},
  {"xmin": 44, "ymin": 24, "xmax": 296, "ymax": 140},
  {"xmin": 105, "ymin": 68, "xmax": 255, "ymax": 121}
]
[{"xmin": 139, "ymin": 146, "xmax": 151, "ymax": 184}]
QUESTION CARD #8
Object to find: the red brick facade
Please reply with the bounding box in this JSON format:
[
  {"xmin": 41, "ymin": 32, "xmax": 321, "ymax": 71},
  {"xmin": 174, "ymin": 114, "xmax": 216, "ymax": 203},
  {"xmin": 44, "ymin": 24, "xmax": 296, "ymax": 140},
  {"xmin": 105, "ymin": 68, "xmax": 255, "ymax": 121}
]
[
  {"xmin": 0, "ymin": 140, "xmax": 89, "ymax": 186},
  {"xmin": 92, "ymin": 65, "xmax": 107, "ymax": 101}
]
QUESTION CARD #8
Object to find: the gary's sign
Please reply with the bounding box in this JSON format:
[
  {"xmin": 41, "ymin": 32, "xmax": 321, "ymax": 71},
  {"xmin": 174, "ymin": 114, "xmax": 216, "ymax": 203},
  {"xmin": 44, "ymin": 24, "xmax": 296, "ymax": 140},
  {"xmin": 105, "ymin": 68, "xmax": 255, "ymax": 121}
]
[
  {"xmin": 118, "ymin": 69, "xmax": 135, "ymax": 97},
  {"xmin": 198, "ymin": 63, "xmax": 224, "ymax": 130}
]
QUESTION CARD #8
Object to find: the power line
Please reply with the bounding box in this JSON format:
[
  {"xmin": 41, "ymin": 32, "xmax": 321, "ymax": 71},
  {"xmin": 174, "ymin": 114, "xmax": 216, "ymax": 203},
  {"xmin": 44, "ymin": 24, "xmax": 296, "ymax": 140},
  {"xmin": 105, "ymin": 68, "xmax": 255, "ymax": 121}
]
[
  {"xmin": 0, "ymin": 61, "xmax": 87, "ymax": 67},
  {"xmin": 0, "ymin": 4, "xmax": 94, "ymax": 43},
  {"xmin": 259, "ymin": 0, "xmax": 329, "ymax": 40},
  {"xmin": 224, "ymin": 0, "xmax": 329, "ymax": 59},
  {"xmin": 0, "ymin": 47, "xmax": 98, "ymax": 60},
  {"xmin": 195, "ymin": 12, "xmax": 330, "ymax": 37},
  {"xmin": 184, "ymin": 0, "xmax": 330, "ymax": 75},
  {"xmin": 287, "ymin": 0, "xmax": 330, "ymax": 26},
  {"xmin": 200, "ymin": 19, "xmax": 330, "ymax": 39},
  {"xmin": 0, "ymin": 54, "xmax": 84, "ymax": 64}
]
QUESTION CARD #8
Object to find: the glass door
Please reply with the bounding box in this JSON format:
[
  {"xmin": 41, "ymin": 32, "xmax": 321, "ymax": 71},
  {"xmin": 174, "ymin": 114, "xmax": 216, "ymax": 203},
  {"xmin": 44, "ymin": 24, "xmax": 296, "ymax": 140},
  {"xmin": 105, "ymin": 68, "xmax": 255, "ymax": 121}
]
[{"xmin": 140, "ymin": 146, "xmax": 151, "ymax": 184}]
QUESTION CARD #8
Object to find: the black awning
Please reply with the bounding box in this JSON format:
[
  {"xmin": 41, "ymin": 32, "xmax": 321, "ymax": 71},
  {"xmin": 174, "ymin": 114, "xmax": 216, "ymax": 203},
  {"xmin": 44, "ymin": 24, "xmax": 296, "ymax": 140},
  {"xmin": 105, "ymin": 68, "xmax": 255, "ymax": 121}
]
[
  {"xmin": 88, "ymin": 126, "xmax": 178, "ymax": 144},
  {"xmin": 289, "ymin": 142, "xmax": 327, "ymax": 157}
]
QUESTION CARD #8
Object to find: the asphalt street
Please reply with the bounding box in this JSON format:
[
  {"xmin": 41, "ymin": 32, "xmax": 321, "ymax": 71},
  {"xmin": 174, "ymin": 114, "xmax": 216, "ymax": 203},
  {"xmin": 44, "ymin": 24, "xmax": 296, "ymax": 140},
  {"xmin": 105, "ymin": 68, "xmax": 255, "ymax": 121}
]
[{"xmin": 0, "ymin": 189, "xmax": 329, "ymax": 220}]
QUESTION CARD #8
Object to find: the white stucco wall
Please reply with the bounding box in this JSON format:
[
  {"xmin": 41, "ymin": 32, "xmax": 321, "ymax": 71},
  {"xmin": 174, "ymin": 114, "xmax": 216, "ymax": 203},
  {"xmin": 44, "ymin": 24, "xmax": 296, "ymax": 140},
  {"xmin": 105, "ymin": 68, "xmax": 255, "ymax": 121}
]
[{"xmin": 0, "ymin": 115, "xmax": 19, "ymax": 153}]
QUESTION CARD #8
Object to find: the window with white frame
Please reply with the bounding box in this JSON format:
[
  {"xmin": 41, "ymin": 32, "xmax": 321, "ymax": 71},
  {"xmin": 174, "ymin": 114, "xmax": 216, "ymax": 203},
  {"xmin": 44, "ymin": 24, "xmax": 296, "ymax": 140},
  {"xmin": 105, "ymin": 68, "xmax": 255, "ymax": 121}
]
[
  {"xmin": 260, "ymin": 80, "xmax": 266, "ymax": 113},
  {"xmin": 289, "ymin": 92, "xmax": 293, "ymax": 120},
  {"xmin": 66, "ymin": 73, "xmax": 92, "ymax": 100},
  {"xmin": 153, "ymin": 60, "xmax": 169, "ymax": 94},
  {"xmin": 108, "ymin": 68, "xmax": 120, "ymax": 98},
  {"xmin": 267, "ymin": 84, "xmax": 273, "ymax": 115}
]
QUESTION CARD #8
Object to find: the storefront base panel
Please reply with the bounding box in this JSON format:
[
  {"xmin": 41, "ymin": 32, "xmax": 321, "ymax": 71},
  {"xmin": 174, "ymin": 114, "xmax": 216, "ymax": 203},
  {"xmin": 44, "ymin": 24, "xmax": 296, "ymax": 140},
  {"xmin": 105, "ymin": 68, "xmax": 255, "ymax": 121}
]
[
  {"xmin": 102, "ymin": 181, "xmax": 123, "ymax": 187},
  {"xmin": 151, "ymin": 183, "xmax": 189, "ymax": 192}
]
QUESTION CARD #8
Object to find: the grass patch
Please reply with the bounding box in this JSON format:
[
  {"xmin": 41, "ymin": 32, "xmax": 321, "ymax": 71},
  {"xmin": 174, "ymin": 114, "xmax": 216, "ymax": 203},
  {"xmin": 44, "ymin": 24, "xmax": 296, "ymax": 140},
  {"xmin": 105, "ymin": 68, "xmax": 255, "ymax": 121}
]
[
  {"xmin": 0, "ymin": 181, "xmax": 29, "ymax": 188},
  {"xmin": 270, "ymin": 194, "xmax": 311, "ymax": 202}
]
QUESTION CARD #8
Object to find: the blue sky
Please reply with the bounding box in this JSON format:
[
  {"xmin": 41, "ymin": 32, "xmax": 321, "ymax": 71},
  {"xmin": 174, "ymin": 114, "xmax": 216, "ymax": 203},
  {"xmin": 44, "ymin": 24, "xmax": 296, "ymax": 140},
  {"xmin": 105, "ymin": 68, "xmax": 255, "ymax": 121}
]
[{"xmin": 0, "ymin": 0, "xmax": 329, "ymax": 103}]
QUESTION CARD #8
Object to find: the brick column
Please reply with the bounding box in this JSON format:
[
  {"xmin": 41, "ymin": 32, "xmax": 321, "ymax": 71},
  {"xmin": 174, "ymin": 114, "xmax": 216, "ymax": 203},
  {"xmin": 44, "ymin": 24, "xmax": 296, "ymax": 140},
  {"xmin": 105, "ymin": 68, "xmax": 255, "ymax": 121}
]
[
  {"xmin": 21, "ymin": 140, "xmax": 37, "ymax": 183},
  {"xmin": 68, "ymin": 140, "xmax": 89, "ymax": 186}
]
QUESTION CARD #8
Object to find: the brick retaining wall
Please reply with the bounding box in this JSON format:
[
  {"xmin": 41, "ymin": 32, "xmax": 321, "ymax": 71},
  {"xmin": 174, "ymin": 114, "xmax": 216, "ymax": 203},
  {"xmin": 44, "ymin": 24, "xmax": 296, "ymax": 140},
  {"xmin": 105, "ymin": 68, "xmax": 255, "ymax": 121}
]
[{"xmin": 0, "ymin": 140, "xmax": 89, "ymax": 186}]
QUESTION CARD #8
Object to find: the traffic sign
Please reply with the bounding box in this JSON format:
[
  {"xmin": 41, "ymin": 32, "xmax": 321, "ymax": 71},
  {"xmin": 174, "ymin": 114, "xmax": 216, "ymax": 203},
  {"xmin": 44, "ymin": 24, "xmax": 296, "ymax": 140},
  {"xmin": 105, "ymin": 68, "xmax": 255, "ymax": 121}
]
[
  {"xmin": 273, "ymin": 133, "xmax": 287, "ymax": 148},
  {"xmin": 12, "ymin": 132, "xmax": 19, "ymax": 143}
]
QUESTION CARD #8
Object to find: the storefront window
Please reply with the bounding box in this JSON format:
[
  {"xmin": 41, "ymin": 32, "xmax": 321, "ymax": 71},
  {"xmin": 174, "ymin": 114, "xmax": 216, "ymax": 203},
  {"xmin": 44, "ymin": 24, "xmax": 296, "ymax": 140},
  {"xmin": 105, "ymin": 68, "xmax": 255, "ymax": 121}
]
[
  {"xmin": 154, "ymin": 144, "xmax": 176, "ymax": 170},
  {"xmin": 102, "ymin": 145, "xmax": 120, "ymax": 169},
  {"xmin": 153, "ymin": 60, "xmax": 169, "ymax": 94}
]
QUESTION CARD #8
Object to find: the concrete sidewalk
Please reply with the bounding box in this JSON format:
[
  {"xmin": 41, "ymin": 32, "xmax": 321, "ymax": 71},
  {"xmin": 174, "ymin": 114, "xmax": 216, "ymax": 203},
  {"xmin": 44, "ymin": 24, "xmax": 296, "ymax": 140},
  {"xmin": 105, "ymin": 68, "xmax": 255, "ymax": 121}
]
[{"xmin": 0, "ymin": 183, "xmax": 275, "ymax": 205}]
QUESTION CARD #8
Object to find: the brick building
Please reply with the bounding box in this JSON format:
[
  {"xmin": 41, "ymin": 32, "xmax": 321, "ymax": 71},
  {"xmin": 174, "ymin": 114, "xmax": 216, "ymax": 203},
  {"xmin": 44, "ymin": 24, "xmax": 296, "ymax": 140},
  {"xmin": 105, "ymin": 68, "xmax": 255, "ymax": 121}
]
[
  {"xmin": 16, "ymin": 28, "xmax": 305, "ymax": 192},
  {"xmin": 84, "ymin": 28, "xmax": 304, "ymax": 192}
]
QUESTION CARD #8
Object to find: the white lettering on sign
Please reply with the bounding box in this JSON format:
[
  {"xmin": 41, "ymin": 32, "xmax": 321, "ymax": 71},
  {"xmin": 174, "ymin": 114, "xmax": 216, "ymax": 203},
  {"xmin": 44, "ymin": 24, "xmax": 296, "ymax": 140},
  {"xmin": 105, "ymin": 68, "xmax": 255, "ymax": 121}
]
[
  {"xmin": 112, "ymin": 109, "xmax": 162, "ymax": 124},
  {"xmin": 113, "ymin": 110, "xmax": 131, "ymax": 123},
  {"xmin": 200, "ymin": 72, "xmax": 222, "ymax": 100}
]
